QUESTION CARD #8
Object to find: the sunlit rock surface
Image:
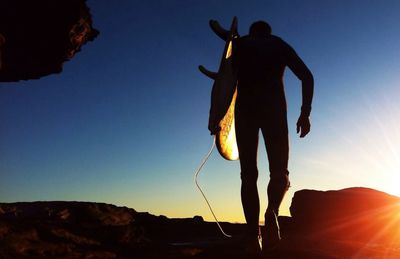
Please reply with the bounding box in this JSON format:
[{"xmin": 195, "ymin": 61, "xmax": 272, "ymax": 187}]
[{"xmin": 290, "ymin": 187, "xmax": 400, "ymax": 243}]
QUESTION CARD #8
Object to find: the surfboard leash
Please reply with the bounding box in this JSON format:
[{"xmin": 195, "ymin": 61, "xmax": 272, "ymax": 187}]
[{"xmin": 194, "ymin": 136, "xmax": 232, "ymax": 238}]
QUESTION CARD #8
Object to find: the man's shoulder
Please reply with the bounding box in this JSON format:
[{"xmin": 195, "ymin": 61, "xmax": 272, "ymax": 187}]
[
  {"xmin": 270, "ymin": 35, "xmax": 295, "ymax": 53},
  {"xmin": 270, "ymin": 35, "xmax": 287, "ymax": 44},
  {"xmin": 270, "ymin": 35, "xmax": 282, "ymax": 40},
  {"xmin": 237, "ymin": 35, "xmax": 285, "ymax": 44}
]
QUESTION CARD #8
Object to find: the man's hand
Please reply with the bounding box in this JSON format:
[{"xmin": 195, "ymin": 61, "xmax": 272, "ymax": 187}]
[{"xmin": 296, "ymin": 114, "xmax": 310, "ymax": 138}]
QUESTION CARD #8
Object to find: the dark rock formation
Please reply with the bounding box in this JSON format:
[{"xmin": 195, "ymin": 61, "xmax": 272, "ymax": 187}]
[
  {"xmin": 290, "ymin": 187, "xmax": 400, "ymax": 244},
  {"xmin": 0, "ymin": 0, "xmax": 98, "ymax": 82},
  {"xmin": 1, "ymin": 188, "xmax": 400, "ymax": 258},
  {"xmin": 0, "ymin": 202, "xmax": 144, "ymax": 258},
  {"xmin": 0, "ymin": 201, "xmax": 246, "ymax": 258}
]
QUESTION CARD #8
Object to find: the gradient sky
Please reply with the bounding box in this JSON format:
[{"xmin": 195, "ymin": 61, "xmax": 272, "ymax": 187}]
[{"xmin": 1, "ymin": 0, "xmax": 400, "ymax": 223}]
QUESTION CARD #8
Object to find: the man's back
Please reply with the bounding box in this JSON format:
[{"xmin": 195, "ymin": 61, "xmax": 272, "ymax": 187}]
[
  {"xmin": 235, "ymin": 35, "xmax": 287, "ymax": 85},
  {"xmin": 234, "ymin": 35, "xmax": 289, "ymax": 114},
  {"xmin": 234, "ymin": 34, "xmax": 313, "ymax": 115}
]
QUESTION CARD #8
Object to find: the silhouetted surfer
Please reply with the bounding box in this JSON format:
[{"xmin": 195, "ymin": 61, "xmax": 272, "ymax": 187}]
[{"xmin": 233, "ymin": 21, "xmax": 313, "ymax": 253}]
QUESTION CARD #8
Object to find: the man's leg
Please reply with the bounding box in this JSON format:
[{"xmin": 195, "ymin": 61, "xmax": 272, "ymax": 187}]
[
  {"xmin": 235, "ymin": 113, "xmax": 260, "ymax": 238},
  {"xmin": 261, "ymin": 114, "xmax": 290, "ymax": 248}
]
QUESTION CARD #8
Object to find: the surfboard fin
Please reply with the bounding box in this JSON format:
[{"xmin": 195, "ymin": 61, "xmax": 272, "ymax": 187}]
[
  {"xmin": 198, "ymin": 65, "xmax": 218, "ymax": 80},
  {"xmin": 209, "ymin": 20, "xmax": 230, "ymax": 41},
  {"xmin": 209, "ymin": 17, "xmax": 238, "ymax": 41}
]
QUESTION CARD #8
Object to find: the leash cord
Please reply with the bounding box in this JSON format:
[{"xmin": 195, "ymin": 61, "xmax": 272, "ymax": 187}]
[{"xmin": 194, "ymin": 136, "xmax": 232, "ymax": 238}]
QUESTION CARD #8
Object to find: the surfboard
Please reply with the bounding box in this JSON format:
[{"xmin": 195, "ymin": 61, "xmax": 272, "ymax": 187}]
[{"xmin": 199, "ymin": 17, "xmax": 239, "ymax": 161}]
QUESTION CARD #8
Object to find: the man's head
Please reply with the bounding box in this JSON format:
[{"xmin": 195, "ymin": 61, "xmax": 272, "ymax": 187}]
[{"xmin": 249, "ymin": 21, "xmax": 271, "ymax": 37}]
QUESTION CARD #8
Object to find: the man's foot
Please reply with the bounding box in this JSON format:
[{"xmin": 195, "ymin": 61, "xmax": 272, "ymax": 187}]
[
  {"xmin": 241, "ymin": 235, "xmax": 261, "ymax": 256},
  {"xmin": 262, "ymin": 209, "xmax": 281, "ymax": 252}
]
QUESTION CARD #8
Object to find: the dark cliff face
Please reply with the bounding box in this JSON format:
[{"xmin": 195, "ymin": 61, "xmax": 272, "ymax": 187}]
[
  {"xmin": 290, "ymin": 187, "xmax": 400, "ymax": 244},
  {"xmin": 0, "ymin": 0, "xmax": 98, "ymax": 82}
]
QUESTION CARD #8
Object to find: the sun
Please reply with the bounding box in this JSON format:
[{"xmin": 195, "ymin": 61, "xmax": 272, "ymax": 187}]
[{"xmin": 355, "ymin": 91, "xmax": 400, "ymax": 198}]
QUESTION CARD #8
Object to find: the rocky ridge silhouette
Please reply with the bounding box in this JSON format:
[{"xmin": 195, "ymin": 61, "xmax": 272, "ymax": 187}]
[{"xmin": 1, "ymin": 187, "xmax": 399, "ymax": 258}]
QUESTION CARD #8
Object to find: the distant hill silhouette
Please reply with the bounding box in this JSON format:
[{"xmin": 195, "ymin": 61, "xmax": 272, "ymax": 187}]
[{"xmin": 1, "ymin": 187, "xmax": 400, "ymax": 258}]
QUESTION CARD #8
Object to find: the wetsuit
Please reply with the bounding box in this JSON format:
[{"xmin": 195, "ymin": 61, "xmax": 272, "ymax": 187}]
[{"xmin": 234, "ymin": 34, "xmax": 313, "ymax": 241}]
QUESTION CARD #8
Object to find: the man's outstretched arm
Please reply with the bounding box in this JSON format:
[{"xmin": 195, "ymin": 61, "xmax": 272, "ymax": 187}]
[{"xmin": 283, "ymin": 41, "xmax": 314, "ymax": 137}]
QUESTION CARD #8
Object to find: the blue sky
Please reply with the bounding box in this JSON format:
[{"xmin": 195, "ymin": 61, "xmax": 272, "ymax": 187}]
[{"xmin": 1, "ymin": 0, "xmax": 400, "ymax": 222}]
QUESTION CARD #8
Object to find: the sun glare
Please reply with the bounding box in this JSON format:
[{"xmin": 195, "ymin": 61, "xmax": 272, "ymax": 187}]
[{"xmin": 357, "ymin": 92, "xmax": 400, "ymax": 197}]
